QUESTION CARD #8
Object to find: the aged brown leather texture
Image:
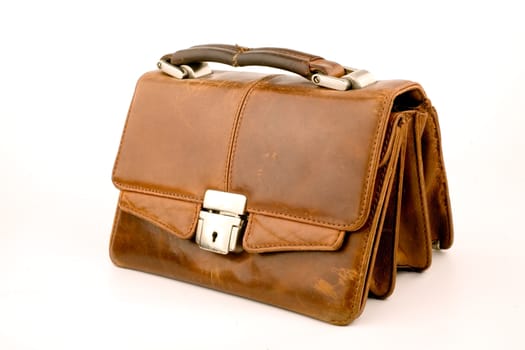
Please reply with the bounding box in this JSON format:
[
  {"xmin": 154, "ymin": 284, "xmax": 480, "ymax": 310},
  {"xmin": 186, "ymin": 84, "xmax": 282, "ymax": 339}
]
[{"xmin": 110, "ymin": 45, "xmax": 453, "ymax": 325}]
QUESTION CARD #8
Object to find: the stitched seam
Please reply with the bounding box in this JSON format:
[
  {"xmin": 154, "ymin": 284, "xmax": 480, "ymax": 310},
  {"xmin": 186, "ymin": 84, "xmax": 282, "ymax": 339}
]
[
  {"xmin": 335, "ymin": 146, "xmax": 389, "ymax": 324},
  {"xmin": 232, "ymin": 44, "xmax": 249, "ymax": 66},
  {"xmin": 119, "ymin": 197, "xmax": 199, "ymax": 238},
  {"xmin": 413, "ymin": 113, "xmax": 431, "ymax": 267},
  {"xmin": 378, "ymin": 113, "xmax": 405, "ymax": 167},
  {"xmin": 224, "ymin": 75, "xmax": 274, "ymax": 192},
  {"xmin": 232, "ymin": 52, "xmax": 241, "ymax": 67},
  {"xmin": 244, "ymin": 215, "xmax": 344, "ymax": 249},
  {"xmin": 246, "ymin": 207, "xmax": 350, "ymax": 228},
  {"xmin": 379, "ymin": 127, "xmax": 394, "ymax": 166},
  {"xmin": 226, "ymin": 75, "xmax": 276, "ymax": 191},
  {"xmin": 114, "ymin": 182, "xmax": 202, "ymax": 203},
  {"xmin": 247, "ymin": 231, "xmax": 344, "ymax": 249},
  {"xmin": 428, "ymin": 110, "xmax": 452, "ymax": 235},
  {"xmin": 353, "ymin": 93, "xmax": 389, "ymax": 226},
  {"xmin": 249, "ymin": 243, "xmax": 336, "ymax": 249}
]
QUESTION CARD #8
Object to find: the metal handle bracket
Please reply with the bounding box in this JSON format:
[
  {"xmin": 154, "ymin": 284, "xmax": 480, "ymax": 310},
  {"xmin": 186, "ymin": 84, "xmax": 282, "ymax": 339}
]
[
  {"xmin": 311, "ymin": 67, "xmax": 377, "ymax": 91},
  {"xmin": 157, "ymin": 59, "xmax": 212, "ymax": 79}
]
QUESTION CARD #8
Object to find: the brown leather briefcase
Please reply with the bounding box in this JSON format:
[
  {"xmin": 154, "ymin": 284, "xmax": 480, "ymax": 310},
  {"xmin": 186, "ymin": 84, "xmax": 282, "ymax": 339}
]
[{"xmin": 109, "ymin": 44, "xmax": 453, "ymax": 325}]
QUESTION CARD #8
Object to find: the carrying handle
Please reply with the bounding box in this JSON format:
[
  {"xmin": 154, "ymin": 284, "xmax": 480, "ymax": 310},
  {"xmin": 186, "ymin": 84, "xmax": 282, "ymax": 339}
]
[
  {"xmin": 158, "ymin": 44, "xmax": 376, "ymax": 90},
  {"xmin": 163, "ymin": 44, "xmax": 346, "ymax": 79}
]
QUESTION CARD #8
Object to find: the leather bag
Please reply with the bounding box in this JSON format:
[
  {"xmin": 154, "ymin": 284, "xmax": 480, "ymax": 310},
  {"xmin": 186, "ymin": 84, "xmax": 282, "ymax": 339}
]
[{"xmin": 109, "ymin": 44, "xmax": 453, "ymax": 325}]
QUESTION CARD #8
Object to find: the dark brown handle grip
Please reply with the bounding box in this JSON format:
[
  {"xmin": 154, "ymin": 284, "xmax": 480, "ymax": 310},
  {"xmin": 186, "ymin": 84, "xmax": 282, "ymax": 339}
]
[{"xmin": 162, "ymin": 44, "xmax": 346, "ymax": 79}]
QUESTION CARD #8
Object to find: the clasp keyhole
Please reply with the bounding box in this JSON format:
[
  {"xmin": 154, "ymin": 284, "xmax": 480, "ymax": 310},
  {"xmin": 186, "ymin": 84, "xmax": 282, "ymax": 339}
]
[{"xmin": 212, "ymin": 231, "xmax": 218, "ymax": 243}]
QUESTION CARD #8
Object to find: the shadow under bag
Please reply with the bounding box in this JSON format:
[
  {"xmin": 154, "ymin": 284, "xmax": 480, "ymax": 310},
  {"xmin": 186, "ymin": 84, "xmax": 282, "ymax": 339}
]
[{"xmin": 109, "ymin": 44, "xmax": 453, "ymax": 325}]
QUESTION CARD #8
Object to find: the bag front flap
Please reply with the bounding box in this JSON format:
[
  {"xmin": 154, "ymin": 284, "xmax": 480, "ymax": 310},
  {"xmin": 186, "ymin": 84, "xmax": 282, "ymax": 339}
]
[{"xmin": 113, "ymin": 71, "xmax": 423, "ymax": 252}]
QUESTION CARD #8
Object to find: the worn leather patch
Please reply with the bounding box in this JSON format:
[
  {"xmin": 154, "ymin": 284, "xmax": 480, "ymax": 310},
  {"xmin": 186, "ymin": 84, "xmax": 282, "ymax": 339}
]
[
  {"xmin": 243, "ymin": 214, "xmax": 345, "ymax": 253},
  {"xmin": 119, "ymin": 191, "xmax": 200, "ymax": 239}
]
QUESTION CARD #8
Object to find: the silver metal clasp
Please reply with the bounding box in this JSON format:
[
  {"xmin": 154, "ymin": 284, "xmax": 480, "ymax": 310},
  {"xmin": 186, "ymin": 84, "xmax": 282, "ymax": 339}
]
[
  {"xmin": 195, "ymin": 190, "xmax": 247, "ymax": 255},
  {"xmin": 311, "ymin": 67, "xmax": 377, "ymax": 91},
  {"xmin": 157, "ymin": 59, "xmax": 212, "ymax": 79}
]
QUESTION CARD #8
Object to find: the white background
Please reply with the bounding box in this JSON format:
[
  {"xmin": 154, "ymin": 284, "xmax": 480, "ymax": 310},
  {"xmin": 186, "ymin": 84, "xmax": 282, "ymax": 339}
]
[{"xmin": 1, "ymin": 1, "xmax": 524, "ymax": 349}]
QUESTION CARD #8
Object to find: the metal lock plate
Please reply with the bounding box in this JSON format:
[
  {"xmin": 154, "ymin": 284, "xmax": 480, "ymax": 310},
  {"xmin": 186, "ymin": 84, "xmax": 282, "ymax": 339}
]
[{"xmin": 195, "ymin": 190, "xmax": 247, "ymax": 255}]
